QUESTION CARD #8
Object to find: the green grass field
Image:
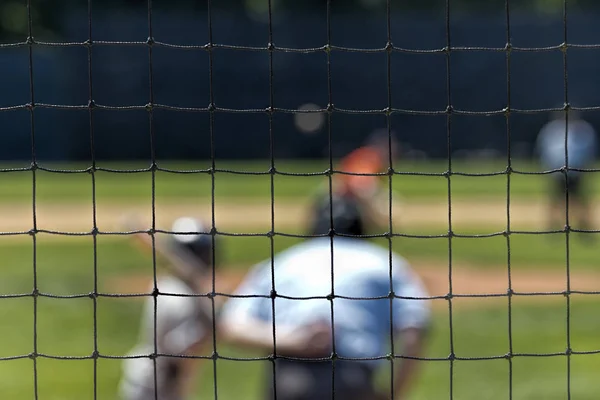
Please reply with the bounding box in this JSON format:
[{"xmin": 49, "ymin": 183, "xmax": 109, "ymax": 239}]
[
  {"xmin": 0, "ymin": 159, "xmax": 597, "ymax": 204},
  {"xmin": 1, "ymin": 159, "xmax": 600, "ymax": 399}
]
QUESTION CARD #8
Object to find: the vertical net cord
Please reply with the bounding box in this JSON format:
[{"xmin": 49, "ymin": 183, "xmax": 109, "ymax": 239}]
[
  {"xmin": 385, "ymin": 0, "xmax": 395, "ymax": 398},
  {"xmin": 325, "ymin": 0, "xmax": 337, "ymax": 398},
  {"xmin": 145, "ymin": 1, "xmax": 159, "ymax": 399},
  {"xmin": 325, "ymin": 0, "xmax": 337, "ymax": 399},
  {"xmin": 206, "ymin": 0, "xmax": 220, "ymax": 397},
  {"xmin": 86, "ymin": 0, "xmax": 99, "ymax": 398},
  {"xmin": 266, "ymin": 0, "xmax": 279, "ymax": 398},
  {"xmin": 444, "ymin": 0, "xmax": 455, "ymax": 399},
  {"xmin": 562, "ymin": 0, "xmax": 572, "ymax": 397},
  {"xmin": 504, "ymin": 0, "xmax": 514, "ymax": 398},
  {"xmin": 26, "ymin": 0, "xmax": 38, "ymax": 398}
]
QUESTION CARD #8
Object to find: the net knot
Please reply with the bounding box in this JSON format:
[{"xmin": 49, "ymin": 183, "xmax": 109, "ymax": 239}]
[
  {"xmin": 208, "ymin": 103, "xmax": 216, "ymax": 112},
  {"xmin": 267, "ymin": 42, "xmax": 275, "ymax": 51},
  {"xmin": 326, "ymin": 293, "xmax": 335, "ymax": 301},
  {"xmin": 146, "ymin": 37, "xmax": 155, "ymax": 46},
  {"xmin": 559, "ymin": 42, "xmax": 568, "ymax": 53},
  {"xmin": 269, "ymin": 290, "xmax": 277, "ymax": 299},
  {"xmin": 565, "ymin": 347, "xmax": 573, "ymax": 356},
  {"xmin": 326, "ymin": 103, "xmax": 335, "ymax": 113},
  {"xmin": 91, "ymin": 350, "xmax": 100, "ymax": 360},
  {"xmin": 88, "ymin": 291, "xmax": 98, "ymax": 299},
  {"xmin": 152, "ymin": 287, "xmax": 160, "ymax": 298},
  {"xmin": 26, "ymin": 36, "xmax": 34, "ymax": 45},
  {"xmin": 385, "ymin": 41, "xmax": 394, "ymax": 52},
  {"xmin": 88, "ymin": 100, "xmax": 96, "ymax": 109}
]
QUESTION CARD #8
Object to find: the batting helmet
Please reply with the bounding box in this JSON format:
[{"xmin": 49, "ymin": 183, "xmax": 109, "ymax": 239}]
[
  {"xmin": 171, "ymin": 217, "xmax": 215, "ymax": 269},
  {"xmin": 309, "ymin": 194, "xmax": 366, "ymax": 237}
]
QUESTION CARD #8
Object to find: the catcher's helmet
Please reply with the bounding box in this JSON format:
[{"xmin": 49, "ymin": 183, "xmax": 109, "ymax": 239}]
[
  {"xmin": 171, "ymin": 217, "xmax": 214, "ymax": 268},
  {"xmin": 309, "ymin": 194, "xmax": 366, "ymax": 237}
]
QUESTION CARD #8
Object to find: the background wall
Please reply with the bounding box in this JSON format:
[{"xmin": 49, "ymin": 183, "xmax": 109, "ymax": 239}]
[{"xmin": 1, "ymin": 3, "xmax": 600, "ymax": 162}]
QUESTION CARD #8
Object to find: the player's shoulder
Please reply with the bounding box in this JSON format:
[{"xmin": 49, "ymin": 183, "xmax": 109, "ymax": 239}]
[{"xmin": 339, "ymin": 146, "xmax": 381, "ymax": 171}]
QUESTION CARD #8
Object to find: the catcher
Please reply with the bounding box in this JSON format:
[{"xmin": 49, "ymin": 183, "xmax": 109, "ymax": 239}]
[{"xmin": 118, "ymin": 217, "xmax": 219, "ymax": 400}]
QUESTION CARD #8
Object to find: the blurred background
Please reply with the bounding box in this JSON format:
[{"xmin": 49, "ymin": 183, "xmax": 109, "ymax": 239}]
[
  {"xmin": 1, "ymin": 0, "xmax": 600, "ymax": 162},
  {"xmin": 2, "ymin": 1, "xmax": 600, "ymax": 400}
]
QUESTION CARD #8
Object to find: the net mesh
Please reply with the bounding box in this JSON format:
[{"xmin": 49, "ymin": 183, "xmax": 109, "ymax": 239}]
[{"xmin": 0, "ymin": 0, "xmax": 591, "ymax": 398}]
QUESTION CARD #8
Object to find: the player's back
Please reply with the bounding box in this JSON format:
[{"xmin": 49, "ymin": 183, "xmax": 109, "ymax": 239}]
[{"xmin": 237, "ymin": 238, "xmax": 429, "ymax": 360}]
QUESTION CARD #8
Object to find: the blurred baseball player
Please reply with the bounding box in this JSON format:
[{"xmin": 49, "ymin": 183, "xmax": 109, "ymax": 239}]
[
  {"xmin": 315, "ymin": 129, "xmax": 400, "ymax": 233},
  {"xmin": 535, "ymin": 111, "xmax": 597, "ymax": 234},
  {"xmin": 118, "ymin": 217, "xmax": 218, "ymax": 400},
  {"xmin": 218, "ymin": 194, "xmax": 431, "ymax": 400}
]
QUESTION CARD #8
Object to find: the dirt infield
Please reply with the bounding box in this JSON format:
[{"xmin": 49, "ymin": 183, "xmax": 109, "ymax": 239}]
[
  {"xmin": 104, "ymin": 260, "xmax": 600, "ymax": 310},
  {"xmin": 0, "ymin": 198, "xmax": 570, "ymax": 234}
]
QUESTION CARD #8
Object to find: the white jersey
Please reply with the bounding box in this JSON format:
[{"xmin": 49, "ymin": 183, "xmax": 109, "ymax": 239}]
[
  {"xmin": 536, "ymin": 118, "xmax": 597, "ymax": 172},
  {"xmin": 220, "ymin": 238, "xmax": 430, "ymax": 364},
  {"xmin": 119, "ymin": 277, "xmax": 207, "ymax": 400}
]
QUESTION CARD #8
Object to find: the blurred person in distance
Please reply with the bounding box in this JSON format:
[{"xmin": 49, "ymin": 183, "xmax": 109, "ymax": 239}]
[
  {"xmin": 311, "ymin": 128, "xmax": 400, "ymax": 234},
  {"xmin": 535, "ymin": 110, "xmax": 598, "ymax": 237}
]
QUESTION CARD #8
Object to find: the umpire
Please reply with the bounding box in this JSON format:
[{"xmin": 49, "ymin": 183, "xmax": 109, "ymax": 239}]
[
  {"xmin": 535, "ymin": 111, "xmax": 598, "ymax": 234},
  {"xmin": 218, "ymin": 194, "xmax": 431, "ymax": 400}
]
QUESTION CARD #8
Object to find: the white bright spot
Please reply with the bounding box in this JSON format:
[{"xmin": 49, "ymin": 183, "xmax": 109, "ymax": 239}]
[
  {"xmin": 172, "ymin": 217, "xmax": 205, "ymax": 243},
  {"xmin": 295, "ymin": 103, "xmax": 325, "ymax": 134}
]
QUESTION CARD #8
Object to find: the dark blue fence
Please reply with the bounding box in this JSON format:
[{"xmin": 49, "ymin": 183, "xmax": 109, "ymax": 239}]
[{"xmin": 1, "ymin": 9, "xmax": 600, "ymax": 161}]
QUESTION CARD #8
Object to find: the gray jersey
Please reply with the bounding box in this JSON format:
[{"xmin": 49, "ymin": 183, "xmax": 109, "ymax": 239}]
[{"xmin": 119, "ymin": 277, "xmax": 207, "ymax": 400}]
